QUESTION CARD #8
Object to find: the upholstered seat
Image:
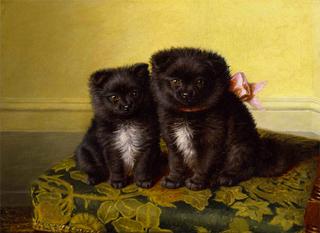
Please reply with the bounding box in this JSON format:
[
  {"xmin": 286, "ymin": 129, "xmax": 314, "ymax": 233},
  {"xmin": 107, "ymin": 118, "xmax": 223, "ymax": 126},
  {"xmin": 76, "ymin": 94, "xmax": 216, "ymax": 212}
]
[{"xmin": 31, "ymin": 153, "xmax": 317, "ymax": 233}]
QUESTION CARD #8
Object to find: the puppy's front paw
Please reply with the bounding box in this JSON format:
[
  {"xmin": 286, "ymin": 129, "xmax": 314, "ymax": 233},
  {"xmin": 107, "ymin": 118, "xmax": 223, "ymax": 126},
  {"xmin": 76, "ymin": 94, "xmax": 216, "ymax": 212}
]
[
  {"xmin": 215, "ymin": 175, "xmax": 238, "ymax": 187},
  {"xmin": 185, "ymin": 178, "xmax": 206, "ymax": 191},
  {"xmin": 160, "ymin": 176, "xmax": 184, "ymax": 189},
  {"xmin": 87, "ymin": 174, "xmax": 104, "ymax": 186},
  {"xmin": 111, "ymin": 180, "xmax": 127, "ymax": 189},
  {"xmin": 136, "ymin": 179, "xmax": 153, "ymax": 189}
]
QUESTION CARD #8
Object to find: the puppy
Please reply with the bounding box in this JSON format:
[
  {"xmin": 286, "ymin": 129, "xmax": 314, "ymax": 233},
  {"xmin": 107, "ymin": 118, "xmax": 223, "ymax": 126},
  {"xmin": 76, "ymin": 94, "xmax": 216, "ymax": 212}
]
[
  {"xmin": 150, "ymin": 47, "xmax": 319, "ymax": 190},
  {"xmin": 75, "ymin": 63, "xmax": 161, "ymax": 189}
]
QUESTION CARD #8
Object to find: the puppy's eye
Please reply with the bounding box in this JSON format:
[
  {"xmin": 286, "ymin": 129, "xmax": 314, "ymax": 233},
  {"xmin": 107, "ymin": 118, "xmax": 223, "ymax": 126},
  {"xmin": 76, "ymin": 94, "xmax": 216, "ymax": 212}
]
[
  {"xmin": 169, "ymin": 79, "xmax": 182, "ymax": 87},
  {"xmin": 108, "ymin": 95, "xmax": 120, "ymax": 104},
  {"xmin": 196, "ymin": 79, "xmax": 205, "ymax": 88},
  {"xmin": 130, "ymin": 90, "xmax": 139, "ymax": 97}
]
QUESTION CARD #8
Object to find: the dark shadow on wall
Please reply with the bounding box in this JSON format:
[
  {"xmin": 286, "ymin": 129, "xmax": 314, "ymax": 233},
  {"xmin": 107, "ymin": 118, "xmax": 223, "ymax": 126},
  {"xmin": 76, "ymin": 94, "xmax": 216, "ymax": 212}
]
[{"xmin": 0, "ymin": 132, "xmax": 83, "ymax": 207}]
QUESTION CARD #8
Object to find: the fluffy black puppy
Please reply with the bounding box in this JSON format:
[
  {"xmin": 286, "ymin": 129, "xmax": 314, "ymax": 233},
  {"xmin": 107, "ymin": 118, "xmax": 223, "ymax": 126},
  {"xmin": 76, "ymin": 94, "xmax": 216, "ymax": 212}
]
[
  {"xmin": 75, "ymin": 63, "xmax": 161, "ymax": 189},
  {"xmin": 150, "ymin": 47, "xmax": 319, "ymax": 190}
]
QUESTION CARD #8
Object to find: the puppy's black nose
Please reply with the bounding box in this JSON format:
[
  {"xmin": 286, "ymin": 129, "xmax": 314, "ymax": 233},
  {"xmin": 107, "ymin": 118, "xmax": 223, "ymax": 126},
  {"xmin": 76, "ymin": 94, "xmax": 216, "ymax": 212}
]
[
  {"xmin": 121, "ymin": 103, "xmax": 132, "ymax": 112},
  {"xmin": 181, "ymin": 91, "xmax": 194, "ymax": 99},
  {"xmin": 123, "ymin": 105, "xmax": 130, "ymax": 111}
]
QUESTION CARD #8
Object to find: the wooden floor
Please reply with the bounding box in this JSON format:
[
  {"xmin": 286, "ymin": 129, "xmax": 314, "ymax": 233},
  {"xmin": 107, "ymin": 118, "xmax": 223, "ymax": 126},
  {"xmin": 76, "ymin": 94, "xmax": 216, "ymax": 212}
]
[{"xmin": 0, "ymin": 207, "xmax": 35, "ymax": 233}]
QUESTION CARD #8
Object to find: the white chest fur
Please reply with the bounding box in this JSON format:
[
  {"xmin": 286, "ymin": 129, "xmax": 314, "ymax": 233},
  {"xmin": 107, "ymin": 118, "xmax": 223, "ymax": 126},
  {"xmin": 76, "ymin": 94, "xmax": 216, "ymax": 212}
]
[
  {"xmin": 172, "ymin": 121, "xmax": 196, "ymax": 167},
  {"xmin": 113, "ymin": 124, "xmax": 143, "ymax": 172}
]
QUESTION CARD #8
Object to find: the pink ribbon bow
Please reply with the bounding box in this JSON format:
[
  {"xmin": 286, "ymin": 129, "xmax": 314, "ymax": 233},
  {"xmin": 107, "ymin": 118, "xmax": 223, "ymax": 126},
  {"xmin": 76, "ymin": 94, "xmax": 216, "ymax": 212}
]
[{"xmin": 230, "ymin": 72, "xmax": 267, "ymax": 110}]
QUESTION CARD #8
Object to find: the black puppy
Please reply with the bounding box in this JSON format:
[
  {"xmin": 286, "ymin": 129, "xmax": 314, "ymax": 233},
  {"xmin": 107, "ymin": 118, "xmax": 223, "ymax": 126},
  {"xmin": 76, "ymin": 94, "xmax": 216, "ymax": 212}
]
[
  {"xmin": 151, "ymin": 47, "xmax": 319, "ymax": 190},
  {"xmin": 75, "ymin": 63, "xmax": 161, "ymax": 189}
]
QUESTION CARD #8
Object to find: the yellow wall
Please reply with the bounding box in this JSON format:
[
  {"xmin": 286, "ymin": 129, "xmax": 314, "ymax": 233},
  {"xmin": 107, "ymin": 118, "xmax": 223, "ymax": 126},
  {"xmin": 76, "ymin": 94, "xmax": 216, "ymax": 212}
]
[
  {"xmin": 1, "ymin": 0, "xmax": 319, "ymax": 132},
  {"xmin": 313, "ymin": 1, "xmax": 320, "ymax": 99}
]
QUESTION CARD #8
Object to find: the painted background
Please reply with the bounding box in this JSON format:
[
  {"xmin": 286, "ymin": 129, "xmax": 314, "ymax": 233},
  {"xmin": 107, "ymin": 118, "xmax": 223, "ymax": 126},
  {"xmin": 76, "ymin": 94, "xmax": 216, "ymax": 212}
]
[{"xmin": 1, "ymin": 0, "xmax": 319, "ymax": 133}]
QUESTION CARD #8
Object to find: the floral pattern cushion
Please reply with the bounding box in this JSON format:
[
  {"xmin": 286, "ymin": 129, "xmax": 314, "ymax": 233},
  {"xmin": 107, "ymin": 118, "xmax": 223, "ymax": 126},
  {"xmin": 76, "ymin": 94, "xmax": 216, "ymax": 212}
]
[{"xmin": 31, "ymin": 155, "xmax": 317, "ymax": 233}]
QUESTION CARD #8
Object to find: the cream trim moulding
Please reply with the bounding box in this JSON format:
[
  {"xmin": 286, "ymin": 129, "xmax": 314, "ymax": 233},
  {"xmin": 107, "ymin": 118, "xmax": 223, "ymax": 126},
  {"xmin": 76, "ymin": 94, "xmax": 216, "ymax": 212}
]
[{"xmin": 0, "ymin": 97, "xmax": 319, "ymax": 134}]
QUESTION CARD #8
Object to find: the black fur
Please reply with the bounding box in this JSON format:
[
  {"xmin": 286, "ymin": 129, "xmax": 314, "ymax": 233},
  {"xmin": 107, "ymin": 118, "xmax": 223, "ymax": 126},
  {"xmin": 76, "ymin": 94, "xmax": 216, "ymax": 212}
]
[
  {"xmin": 75, "ymin": 63, "xmax": 161, "ymax": 189},
  {"xmin": 150, "ymin": 47, "xmax": 319, "ymax": 190}
]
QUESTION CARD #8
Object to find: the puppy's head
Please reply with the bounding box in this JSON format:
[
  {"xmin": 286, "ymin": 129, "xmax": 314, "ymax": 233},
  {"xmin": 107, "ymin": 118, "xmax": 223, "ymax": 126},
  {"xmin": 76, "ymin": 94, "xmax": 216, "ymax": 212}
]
[
  {"xmin": 151, "ymin": 48, "xmax": 230, "ymax": 111},
  {"xmin": 89, "ymin": 63, "xmax": 150, "ymax": 117}
]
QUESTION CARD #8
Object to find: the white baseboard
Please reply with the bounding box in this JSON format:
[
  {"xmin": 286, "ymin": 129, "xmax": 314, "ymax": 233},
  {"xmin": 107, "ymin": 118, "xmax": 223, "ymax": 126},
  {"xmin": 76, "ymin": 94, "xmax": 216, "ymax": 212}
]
[
  {"xmin": 0, "ymin": 97, "xmax": 319, "ymax": 134},
  {"xmin": 248, "ymin": 97, "xmax": 320, "ymax": 135}
]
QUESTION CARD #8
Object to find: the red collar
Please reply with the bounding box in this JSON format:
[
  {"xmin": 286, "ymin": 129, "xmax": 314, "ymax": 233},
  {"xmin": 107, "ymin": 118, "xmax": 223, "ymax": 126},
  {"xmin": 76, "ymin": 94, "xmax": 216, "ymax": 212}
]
[{"xmin": 178, "ymin": 106, "xmax": 208, "ymax": 112}]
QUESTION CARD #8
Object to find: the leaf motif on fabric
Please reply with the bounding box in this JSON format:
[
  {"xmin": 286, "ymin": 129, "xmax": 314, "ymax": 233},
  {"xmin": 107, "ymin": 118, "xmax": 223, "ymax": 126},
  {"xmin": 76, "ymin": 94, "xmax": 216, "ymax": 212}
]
[
  {"xmin": 121, "ymin": 184, "xmax": 139, "ymax": 193},
  {"xmin": 269, "ymin": 207, "xmax": 304, "ymax": 230},
  {"xmin": 182, "ymin": 188, "xmax": 212, "ymax": 211},
  {"xmin": 140, "ymin": 182, "xmax": 211, "ymax": 211},
  {"xmin": 221, "ymin": 217, "xmax": 252, "ymax": 233},
  {"xmin": 195, "ymin": 226, "xmax": 210, "ymax": 233},
  {"xmin": 70, "ymin": 213, "xmax": 106, "ymax": 232},
  {"xmin": 97, "ymin": 201, "xmax": 119, "ymax": 224},
  {"xmin": 69, "ymin": 170, "xmax": 88, "ymax": 184},
  {"xmin": 149, "ymin": 227, "xmax": 173, "ymax": 233},
  {"xmin": 36, "ymin": 192, "xmax": 62, "ymax": 203},
  {"xmin": 32, "ymin": 175, "xmax": 73, "ymax": 225},
  {"xmin": 214, "ymin": 186, "xmax": 248, "ymax": 206},
  {"xmin": 140, "ymin": 183, "xmax": 180, "ymax": 208},
  {"xmin": 136, "ymin": 202, "xmax": 161, "ymax": 229},
  {"xmin": 239, "ymin": 159, "xmax": 317, "ymax": 208},
  {"xmin": 112, "ymin": 217, "xmax": 144, "ymax": 233},
  {"xmin": 232, "ymin": 198, "xmax": 272, "ymax": 222},
  {"xmin": 115, "ymin": 198, "xmax": 144, "ymax": 218},
  {"xmin": 51, "ymin": 158, "xmax": 75, "ymax": 172},
  {"xmin": 34, "ymin": 201, "xmax": 71, "ymax": 225},
  {"xmin": 84, "ymin": 199, "xmax": 90, "ymax": 209},
  {"xmin": 95, "ymin": 182, "xmax": 121, "ymax": 198},
  {"xmin": 249, "ymin": 182, "xmax": 303, "ymax": 207}
]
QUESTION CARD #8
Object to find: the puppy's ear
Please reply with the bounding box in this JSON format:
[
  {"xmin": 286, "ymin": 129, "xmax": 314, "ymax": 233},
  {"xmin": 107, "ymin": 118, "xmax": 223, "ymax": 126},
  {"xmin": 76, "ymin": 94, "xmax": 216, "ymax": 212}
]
[
  {"xmin": 205, "ymin": 53, "xmax": 230, "ymax": 77},
  {"xmin": 89, "ymin": 69, "xmax": 113, "ymax": 89},
  {"xmin": 131, "ymin": 63, "xmax": 149, "ymax": 79},
  {"xmin": 151, "ymin": 51, "xmax": 174, "ymax": 73}
]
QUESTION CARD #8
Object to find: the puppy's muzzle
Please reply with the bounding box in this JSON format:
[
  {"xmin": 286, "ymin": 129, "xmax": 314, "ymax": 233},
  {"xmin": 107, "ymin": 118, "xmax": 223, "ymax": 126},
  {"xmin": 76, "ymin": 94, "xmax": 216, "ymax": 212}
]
[{"xmin": 180, "ymin": 91, "xmax": 195, "ymax": 103}]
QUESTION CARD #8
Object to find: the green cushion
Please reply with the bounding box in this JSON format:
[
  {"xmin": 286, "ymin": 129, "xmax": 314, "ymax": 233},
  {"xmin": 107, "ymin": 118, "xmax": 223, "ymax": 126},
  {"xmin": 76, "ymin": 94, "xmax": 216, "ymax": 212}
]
[{"xmin": 31, "ymin": 154, "xmax": 317, "ymax": 233}]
